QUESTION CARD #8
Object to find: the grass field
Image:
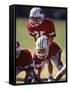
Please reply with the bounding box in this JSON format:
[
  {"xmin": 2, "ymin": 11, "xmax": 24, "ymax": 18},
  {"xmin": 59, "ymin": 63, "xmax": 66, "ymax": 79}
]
[{"xmin": 16, "ymin": 18, "xmax": 66, "ymax": 84}]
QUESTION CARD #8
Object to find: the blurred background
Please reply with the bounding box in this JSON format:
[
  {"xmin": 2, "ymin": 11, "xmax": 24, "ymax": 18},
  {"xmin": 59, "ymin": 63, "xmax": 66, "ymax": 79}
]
[
  {"xmin": 16, "ymin": 6, "xmax": 66, "ymax": 20},
  {"xmin": 16, "ymin": 5, "xmax": 67, "ymax": 83}
]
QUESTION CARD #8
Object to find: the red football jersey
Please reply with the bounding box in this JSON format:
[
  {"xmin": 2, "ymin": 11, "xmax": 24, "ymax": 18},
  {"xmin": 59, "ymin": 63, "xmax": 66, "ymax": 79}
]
[
  {"xmin": 27, "ymin": 19, "xmax": 56, "ymax": 41},
  {"xmin": 16, "ymin": 48, "xmax": 33, "ymax": 67},
  {"xmin": 33, "ymin": 42, "xmax": 62, "ymax": 63}
]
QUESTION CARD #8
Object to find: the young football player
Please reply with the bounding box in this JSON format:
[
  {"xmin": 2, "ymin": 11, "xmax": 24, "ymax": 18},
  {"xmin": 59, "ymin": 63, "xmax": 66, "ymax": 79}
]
[
  {"xmin": 27, "ymin": 7, "xmax": 56, "ymax": 43},
  {"xmin": 32, "ymin": 35, "xmax": 63, "ymax": 81},
  {"xmin": 16, "ymin": 41, "xmax": 34, "ymax": 83},
  {"xmin": 32, "ymin": 36, "xmax": 49, "ymax": 79}
]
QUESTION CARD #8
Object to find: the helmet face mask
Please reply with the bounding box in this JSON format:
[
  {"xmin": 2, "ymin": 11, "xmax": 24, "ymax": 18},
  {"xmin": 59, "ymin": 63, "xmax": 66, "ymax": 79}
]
[{"xmin": 36, "ymin": 48, "xmax": 48, "ymax": 59}]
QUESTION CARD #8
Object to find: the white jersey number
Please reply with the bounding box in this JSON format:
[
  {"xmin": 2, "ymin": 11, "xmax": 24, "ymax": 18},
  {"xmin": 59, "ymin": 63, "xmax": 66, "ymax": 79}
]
[{"xmin": 34, "ymin": 31, "xmax": 45, "ymax": 39}]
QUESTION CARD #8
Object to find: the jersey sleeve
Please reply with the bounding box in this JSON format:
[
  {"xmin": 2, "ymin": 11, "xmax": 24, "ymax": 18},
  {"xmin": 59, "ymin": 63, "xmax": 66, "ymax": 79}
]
[
  {"xmin": 27, "ymin": 23, "xmax": 38, "ymax": 41},
  {"xmin": 48, "ymin": 20, "xmax": 56, "ymax": 37},
  {"xmin": 27, "ymin": 23, "xmax": 36, "ymax": 37}
]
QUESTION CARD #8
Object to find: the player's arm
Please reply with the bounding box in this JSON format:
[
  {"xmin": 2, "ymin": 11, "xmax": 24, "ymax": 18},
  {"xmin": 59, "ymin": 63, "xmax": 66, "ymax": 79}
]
[
  {"xmin": 48, "ymin": 20, "xmax": 56, "ymax": 37},
  {"xmin": 27, "ymin": 23, "xmax": 37, "ymax": 41}
]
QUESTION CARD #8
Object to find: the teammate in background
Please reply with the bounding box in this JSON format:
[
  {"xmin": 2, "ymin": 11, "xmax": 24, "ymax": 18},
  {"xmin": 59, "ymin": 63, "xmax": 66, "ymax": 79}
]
[
  {"xmin": 16, "ymin": 41, "xmax": 34, "ymax": 83},
  {"xmin": 27, "ymin": 7, "xmax": 63, "ymax": 80}
]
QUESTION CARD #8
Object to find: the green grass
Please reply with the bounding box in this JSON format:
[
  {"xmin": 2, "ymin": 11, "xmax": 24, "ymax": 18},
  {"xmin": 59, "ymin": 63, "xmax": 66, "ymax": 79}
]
[
  {"xmin": 54, "ymin": 20, "xmax": 66, "ymax": 49},
  {"xmin": 16, "ymin": 19, "xmax": 35, "ymax": 53}
]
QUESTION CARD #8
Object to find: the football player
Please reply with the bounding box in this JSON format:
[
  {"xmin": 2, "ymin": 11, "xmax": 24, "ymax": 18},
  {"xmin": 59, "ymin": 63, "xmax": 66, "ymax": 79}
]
[
  {"xmin": 33, "ymin": 36, "xmax": 63, "ymax": 81},
  {"xmin": 16, "ymin": 41, "xmax": 34, "ymax": 83},
  {"xmin": 27, "ymin": 7, "xmax": 63, "ymax": 80},
  {"xmin": 27, "ymin": 7, "xmax": 56, "ymax": 43},
  {"xmin": 32, "ymin": 36, "xmax": 49, "ymax": 79}
]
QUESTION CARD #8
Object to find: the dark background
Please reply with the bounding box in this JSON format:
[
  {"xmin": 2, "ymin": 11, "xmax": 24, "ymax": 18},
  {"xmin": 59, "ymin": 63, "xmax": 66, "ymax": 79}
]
[{"xmin": 16, "ymin": 5, "xmax": 67, "ymax": 20}]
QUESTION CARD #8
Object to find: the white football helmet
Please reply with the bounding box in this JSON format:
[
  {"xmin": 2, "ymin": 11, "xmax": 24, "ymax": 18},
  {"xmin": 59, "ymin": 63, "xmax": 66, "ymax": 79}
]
[
  {"xmin": 29, "ymin": 7, "xmax": 45, "ymax": 26},
  {"xmin": 36, "ymin": 35, "xmax": 49, "ymax": 59}
]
